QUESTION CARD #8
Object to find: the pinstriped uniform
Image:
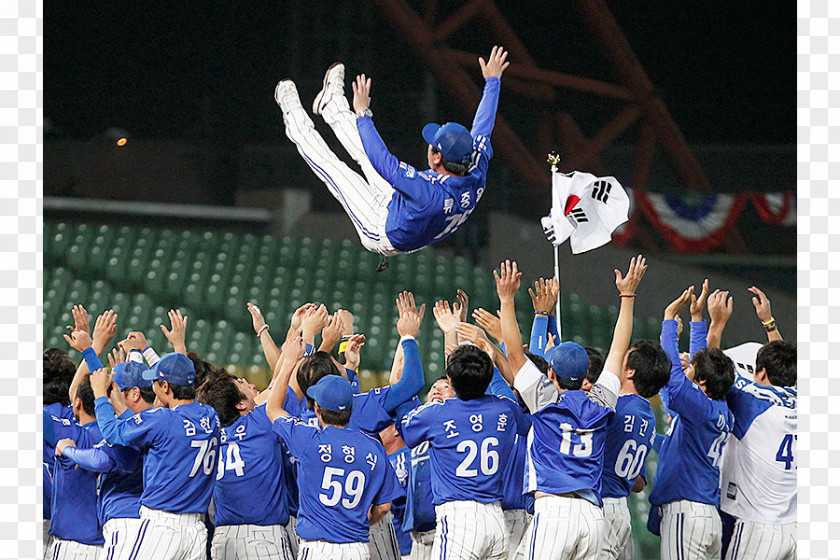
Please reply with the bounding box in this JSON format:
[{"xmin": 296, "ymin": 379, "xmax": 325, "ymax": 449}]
[
  {"xmin": 522, "ymin": 496, "xmax": 603, "ymax": 560},
  {"xmin": 368, "ymin": 512, "xmax": 401, "ymax": 560},
  {"xmin": 598, "ymin": 497, "xmax": 632, "ymax": 560},
  {"xmin": 502, "ymin": 509, "xmax": 530, "ymax": 560},
  {"xmin": 42, "ymin": 537, "xmax": 101, "ymax": 560},
  {"xmin": 100, "ymin": 518, "xmax": 144, "ymax": 560},
  {"xmin": 278, "ymin": 85, "xmax": 399, "ymax": 256},
  {"xmin": 297, "ymin": 539, "xmax": 370, "ymax": 560},
  {"xmin": 659, "ymin": 500, "xmax": 721, "ymax": 560},
  {"xmin": 210, "ymin": 524, "xmax": 295, "ymax": 560},
  {"xmin": 724, "ymin": 519, "xmax": 795, "ymax": 560},
  {"xmin": 120, "ymin": 506, "xmax": 207, "ymax": 560},
  {"xmin": 283, "ymin": 516, "xmax": 299, "ymax": 559},
  {"xmin": 430, "ymin": 501, "xmax": 508, "ymax": 560},
  {"xmin": 408, "ymin": 530, "xmax": 434, "ymax": 560}
]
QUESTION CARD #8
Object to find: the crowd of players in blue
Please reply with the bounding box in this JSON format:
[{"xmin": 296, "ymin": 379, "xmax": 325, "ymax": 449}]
[{"xmin": 43, "ymin": 256, "xmax": 796, "ymax": 560}]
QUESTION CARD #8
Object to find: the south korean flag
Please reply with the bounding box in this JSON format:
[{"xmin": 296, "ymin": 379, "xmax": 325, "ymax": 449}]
[{"xmin": 541, "ymin": 170, "xmax": 630, "ymax": 254}]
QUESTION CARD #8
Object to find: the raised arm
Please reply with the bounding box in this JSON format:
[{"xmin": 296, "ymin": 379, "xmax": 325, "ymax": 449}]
[
  {"xmin": 66, "ymin": 308, "xmax": 117, "ymax": 401},
  {"xmin": 160, "ymin": 309, "xmax": 188, "ymax": 355},
  {"xmin": 383, "ymin": 292, "xmax": 426, "ymax": 412},
  {"xmin": 528, "ymin": 278, "xmax": 555, "ymax": 357},
  {"xmin": 471, "ymin": 46, "xmax": 509, "ymax": 138},
  {"xmin": 119, "ymin": 332, "xmax": 161, "ymax": 366},
  {"xmin": 433, "ymin": 299, "xmax": 461, "ymax": 352},
  {"xmin": 689, "ymin": 279, "xmax": 710, "ymax": 357},
  {"xmin": 248, "ymin": 302, "xmax": 281, "ymax": 370},
  {"xmin": 471, "ymin": 308, "xmax": 503, "ymax": 345},
  {"xmin": 301, "ymin": 304, "xmax": 329, "ymax": 350},
  {"xmin": 603, "ymin": 256, "xmax": 648, "ymax": 377},
  {"xmin": 353, "ymin": 74, "xmax": 405, "ymax": 185},
  {"xmin": 749, "ymin": 286, "xmax": 783, "ymax": 342},
  {"xmin": 90, "ymin": 368, "xmax": 151, "ymax": 447},
  {"xmin": 266, "ymin": 337, "xmax": 307, "ymax": 422},
  {"xmin": 661, "ymin": 287, "xmax": 694, "ymax": 391},
  {"xmin": 496, "ymin": 260, "xmax": 526, "ymax": 373},
  {"xmin": 319, "ymin": 312, "xmax": 346, "ymax": 354},
  {"xmin": 707, "ymin": 290, "xmax": 734, "ymax": 350}
]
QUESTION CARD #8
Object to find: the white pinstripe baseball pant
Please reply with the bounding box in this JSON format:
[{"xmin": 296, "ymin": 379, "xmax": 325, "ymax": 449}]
[
  {"xmin": 503, "ymin": 509, "xmax": 530, "ymax": 560},
  {"xmin": 409, "ymin": 529, "xmax": 434, "ymax": 560},
  {"xmin": 284, "ymin": 516, "xmax": 299, "ymax": 559},
  {"xmin": 210, "ymin": 523, "xmax": 295, "ymax": 560},
  {"xmin": 117, "ymin": 506, "xmax": 207, "ymax": 560},
  {"xmin": 297, "ymin": 539, "xmax": 370, "ymax": 560},
  {"xmin": 100, "ymin": 518, "xmax": 144, "ymax": 560},
  {"xmin": 369, "ymin": 512, "xmax": 401, "ymax": 560},
  {"xmin": 598, "ymin": 497, "xmax": 633, "ymax": 560},
  {"xmin": 724, "ymin": 519, "xmax": 795, "ymax": 560},
  {"xmin": 281, "ymin": 84, "xmax": 400, "ymax": 257},
  {"xmin": 432, "ymin": 501, "xmax": 508, "ymax": 560},
  {"xmin": 660, "ymin": 500, "xmax": 721, "ymax": 560},
  {"xmin": 522, "ymin": 495, "xmax": 604, "ymax": 560},
  {"xmin": 43, "ymin": 536, "xmax": 102, "ymax": 560}
]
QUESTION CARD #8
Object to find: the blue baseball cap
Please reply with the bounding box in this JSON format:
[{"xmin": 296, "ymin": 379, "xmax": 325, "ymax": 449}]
[
  {"xmin": 306, "ymin": 375, "xmax": 353, "ymax": 412},
  {"xmin": 422, "ymin": 122, "xmax": 473, "ymax": 164},
  {"xmin": 548, "ymin": 342, "xmax": 590, "ymax": 383},
  {"xmin": 112, "ymin": 361, "xmax": 153, "ymax": 390},
  {"xmin": 142, "ymin": 352, "xmax": 196, "ymax": 386}
]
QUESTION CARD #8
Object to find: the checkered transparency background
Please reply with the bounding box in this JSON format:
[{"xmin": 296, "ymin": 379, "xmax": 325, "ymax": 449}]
[{"xmin": 1, "ymin": 0, "xmax": 831, "ymax": 558}]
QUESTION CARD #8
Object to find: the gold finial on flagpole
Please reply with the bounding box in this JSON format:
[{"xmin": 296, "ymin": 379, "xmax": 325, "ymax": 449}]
[{"xmin": 547, "ymin": 152, "xmax": 560, "ymax": 172}]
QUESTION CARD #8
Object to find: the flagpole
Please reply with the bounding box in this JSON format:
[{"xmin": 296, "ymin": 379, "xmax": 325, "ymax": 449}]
[{"xmin": 547, "ymin": 152, "xmax": 563, "ymax": 341}]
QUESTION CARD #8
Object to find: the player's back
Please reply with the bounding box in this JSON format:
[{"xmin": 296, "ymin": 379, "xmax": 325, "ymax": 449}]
[
  {"xmin": 403, "ymin": 440, "xmax": 436, "ymax": 533},
  {"xmin": 601, "ymin": 394, "xmax": 657, "ymax": 499},
  {"xmin": 214, "ymin": 403, "xmax": 290, "ymax": 527},
  {"xmin": 527, "ymin": 389, "xmax": 614, "ymax": 500},
  {"xmin": 649, "ymin": 397, "xmax": 733, "ymax": 507},
  {"xmin": 43, "ymin": 403, "xmax": 73, "ymax": 521},
  {"xmin": 720, "ymin": 377, "xmax": 796, "ymax": 523},
  {"xmin": 135, "ymin": 402, "xmax": 221, "ymax": 514},
  {"xmin": 299, "ymin": 386, "xmax": 392, "ymax": 434},
  {"xmin": 401, "ymin": 394, "xmax": 524, "ymax": 505},
  {"xmin": 97, "ymin": 436, "xmax": 144, "ymax": 524},
  {"xmin": 284, "ymin": 423, "xmax": 401, "ymax": 543}
]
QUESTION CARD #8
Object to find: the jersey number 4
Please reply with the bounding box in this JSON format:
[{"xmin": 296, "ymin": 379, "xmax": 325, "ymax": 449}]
[
  {"xmin": 455, "ymin": 437, "xmax": 499, "ymax": 477},
  {"xmin": 320, "ymin": 467, "xmax": 366, "ymax": 509},
  {"xmin": 775, "ymin": 434, "xmax": 796, "ymax": 470}
]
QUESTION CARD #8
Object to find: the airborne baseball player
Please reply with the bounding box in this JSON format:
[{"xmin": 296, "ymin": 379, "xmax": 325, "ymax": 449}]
[
  {"xmin": 274, "ymin": 46, "xmax": 509, "ymax": 266},
  {"xmin": 497, "ymin": 257, "xmax": 646, "ymax": 560}
]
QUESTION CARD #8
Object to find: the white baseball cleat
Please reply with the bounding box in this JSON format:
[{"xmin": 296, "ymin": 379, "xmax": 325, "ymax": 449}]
[
  {"xmin": 312, "ymin": 62, "xmax": 345, "ymax": 116},
  {"xmin": 274, "ymin": 79, "xmax": 303, "ymax": 115}
]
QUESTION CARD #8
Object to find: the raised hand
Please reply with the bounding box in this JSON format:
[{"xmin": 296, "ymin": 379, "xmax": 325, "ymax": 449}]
[
  {"xmin": 91, "ymin": 309, "xmax": 118, "ymax": 352},
  {"xmin": 63, "ymin": 329, "xmax": 92, "ymax": 353},
  {"xmin": 690, "ymin": 279, "xmax": 710, "ymax": 321},
  {"xmin": 664, "ymin": 286, "xmax": 694, "ymax": 321},
  {"xmin": 290, "ymin": 303, "xmax": 317, "ymax": 333},
  {"xmin": 472, "ymin": 308, "xmax": 503, "ymax": 343},
  {"xmin": 615, "ymin": 255, "xmax": 647, "ymax": 297},
  {"xmin": 433, "ymin": 300, "xmax": 461, "ymax": 334},
  {"xmin": 479, "ymin": 45, "xmax": 510, "ymax": 79},
  {"xmin": 281, "ymin": 336, "xmax": 307, "ymax": 366},
  {"xmin": 707, "ymin": 289, "xmax": 734, "ymax": 325},
  {"xmin": 456, "ymin": 290, "xmax": 469, "ymax": 323},
  {"xmin": 320, "ymin": 312, "xmax": 346, "ymax": 353},
  {"xmin": 344, "ymin": 334, "xmax": 366, "ymax": 371},
  {"xmin": 247, "ymin": 302, "xmax": 267, "ymax": 334},
  {"xmin": 67, "ymin": 304, "xmax": 90, "ymax": 336},
  {"xmin": 160, "ymin": 309, "xmax": 188, "ymax": 354},
  {"xmin": 748, "ymin": 286, "xmax": 773, "ymax": 323},
  {"xmin": 494, "ymin": 260, "xmax": 521, "ymax": 302},
  {"xmin": 336, "ymin": 309, "xmax": 355, "ymax": 336},
  {"xmin": 455, "ymin": 322, "xmax": 488, "ymax": 345},
  {"xmin": 528, "ymin": 278, "xmax": 556, "ymax": 314},
  {"xmin": 352, "ymin": 74, "xmax": 372, "ymax": 114},
  {"xmin": 89, "ymin": 368, "xmax": 114, "ymax": 399},
  {"xmin": 302, "ymin": 304, "xmax": 330, "ymax": 342},
  {"xmin": 396, "ymin": 291, "xmax": 424, "ymax": 338},
  {"xmin": 107, "ymin": 347, "xmax": 125, "ymax": 368},
  {"xmin": 119, "ymin": 331, "xmax": 148, "ymax": 354}
]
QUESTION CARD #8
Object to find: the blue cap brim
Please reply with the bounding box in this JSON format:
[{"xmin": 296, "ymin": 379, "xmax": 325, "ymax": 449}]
[
  {"xmin": 422, "ymin": 122, "xmax": 440, "ymax": 146},
  {"xmin": 141, "ymin": 368, "xmax": 159, "ymax": 381}
]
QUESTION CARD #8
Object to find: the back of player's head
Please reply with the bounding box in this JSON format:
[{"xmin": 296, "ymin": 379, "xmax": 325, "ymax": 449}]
[
  {"xmin": 308, "ymin": 375, "xmax": 354, "ymax": 427},
  {"xmin": 548, "ymin": 342, "xmax": 589, "ymax": 391},
  {"xmin": 44, "ymin": 347, "xmax": 74, "ymax": 406},
  {"xmin": 298, "ymin": 351, "xmax": 342, "ymax": 410},
  {"xmin": 625, "ymin": 340, "xmax": 670, "ymax": 398},
  {"xmin": 75, "ymin": 375, "xmax": 97, "ymax": 417},
  {"xmin": 691, "ymin": 348, "xmax": 735, "ymax": 401},
  {"xmin": 188, "ymin": 351, "xmax": 227, "ymax": 388},
  {"xmin": 583, "ymin": 346, "xmax": 605, "ymax": 385},
  {"xmin": 524, "ymin": 351, "xmax": 550, "ymax": 376},
  {"xmin": 197, "ymin": 374, "xmax": 244, "ymax": 428},
  {"xmin": 446, "ymin": 344, "xmax": 493, "ymax": 401},
  {"xmin": 756, "ymin": 340, "xmax": 796, "ymax": 387}
]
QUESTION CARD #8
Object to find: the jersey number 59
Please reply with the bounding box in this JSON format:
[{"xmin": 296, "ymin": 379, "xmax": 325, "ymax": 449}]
[{"xmin": 320, "ymin": 467, "xmax": 366, "ymax": 509}]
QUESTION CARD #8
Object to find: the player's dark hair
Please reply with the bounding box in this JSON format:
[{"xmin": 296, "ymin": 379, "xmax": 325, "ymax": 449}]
[
  {"xmin": 446, "ymin": 344, "xmax": 493, "ymax": 401},
  {"xmin": 626, "ymin": 340, "xmax": 670, "ymax": 398},
  {"xmin": 197, "ymin": 375, "xmax": 244, "ymax": 427},
  {"xmin": 691, "ymin": 348, "xmax": 735, "ymax": 401},
  {"xmin": 430, "ymin": 146, "xmax": 468, "ymax": 176},
  {"xmin": 298, "ymin": 352, "xmax": 342, "ymax": 410},
  {"xmin": 188, "ymin": 352, "xmax": 228, "ymax": 388},
  {"xmin": 756, "ymin": 341, "xmax": 796, "ymax": 387},
  {"xmin": 555, "ymin": 377, "xmax": 584, "ymax": 391},
  {"xmin": 75, "ymin": 376, "xmax": 97, "ymax": 417},
  {"xmin": 584, "ymin": 346, "xmax": 605, "ymax": 385},
  {"xmin": 44, "ymin": 347, "xmax": 74, "ymax": 406},
  {"xmin": 157, "ymin": 379, "xmax": 197, "ymax": 401},
  {"xmin": 138, "ymin": 386, "xmax": 156, "ymax": 404},
  {"xmin": 524, "ymin": 351, "xmax": 550, "ymax": 375},
  {"xmin": 318, "ymin": 407, "xmax": 353, "ymax": 427}
]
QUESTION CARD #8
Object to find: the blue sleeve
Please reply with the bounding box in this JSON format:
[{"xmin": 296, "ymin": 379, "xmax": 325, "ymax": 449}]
[
  {"xmin": 271, "ymin": 415, "xmax": 318, "ymax": 459},
  {"xmin": 547, "ymin": 315, "xmax": 559, "ymax": 342},
  {"xmin": 382, "ymin": 338, "xmax": 424, "ymax": 413},
  {"xmin": 357, "ymin": 116, "xmax": 402, "ymax": 185},
  {"xmin": 658, "ymin": 386, "xmax": 673, "ymax": 420},
  {"xmin": 393, "ymin": 397, "xmax": 421, "ymax": 431},
  {"xmin": 95, "ymin": 397, "xmax": 159, "ymax": 448},
  {"xmin": 529, "ymin": 315, "xmax": 549, "ymax": 358},
  {"xmin": 44, "ymin": 412, "xmax": 79, "ymax": 448},
  {"xmin": 470, "ymin": 77, "xmax": 501, "ymax": 139},
  {"xmin": 399, "ymin": 403, "xmax": 436, "ymax": 448},
  {"xmin": 486, "ymin": 367, "xmax": 516, "ymax": 401},
  {"xmin": 660, "ymin": 320, "xmax": 714, "ymax": 423},
  {"xmin": 304, "ymin": 343, "xmax": 314, "ymax": 358},
  {"xmin": 653, "ymin": 432, "xmax": 665, "ymax": 453},
  {"xmin": 61, "ymin": 445, "xmax": 117, "ymax": 473},
  {"xmin": 726, "ymin": 377, "xmax": 774, "ymax": 439},
  {"xmin": 689, "ymin": 320, "xmax": 708, "ymax": 359},
  {"xmin": 81, "ymin": 347, "xmax": 104, "ymax": 372},
  {"xmin": 375, "ymin": 452, "xmax": 406, "ymax": 505},
  {"xmin": 345, "ymin": 368, "xmax": 360, "ymax": 394},
  {"xmin": 506, "ymin": 398, "xmax": 532, "ymax": 436}
]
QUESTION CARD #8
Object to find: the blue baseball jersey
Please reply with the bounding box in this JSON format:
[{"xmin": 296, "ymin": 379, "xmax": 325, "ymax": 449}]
[
  {"xmin": 43, "ymin": 403, "xmax": 74, "ymax": 520},
  {"xmin": 95, "ymin": 398, "xmax": 222, "ymax": 514},
  {"xmin": 214, "ymin": 404, "xmax": 290, "ymax": 527},
  {"xmin": 357, "ymin": 77, "xmax": 500, "ymax": 252},
  {"xmin": 401, "ymin": 439, "xmax": 436, "ymax": 533},
  {"xmin": 94, "ymin": 409, "xmax": 144, "ymax": 524},
  {"xmin": 513, "ymin": 358, "xmax": 621, "ymax": 506},
  {"xmin": 298, "ymin": 386, "xmax": 393, "ymax": 434},
  {"xmin": 601, "ymin": 394, "xmax": 657, "ymax": 499},
  {"xmin": 389, "ymin": 447, "xmax": 413, "ymax": 556},
  {"xmin": 501, "ymin": 435, "xmax": 528, "ymax": 510},
  {"xmin": 400, "ymin": 394, "xmax": 528, "ymax": 505},
  {"xmin": 649, "ymin": 320, "xmax": 734, "ymax": 508},
  {"xmin": 44, "ymin": 415, "xmax": 104, "ymax": 545},
  {"xmin": 273, "ymin": 417, "xmax": 403, "ymax": 544}
]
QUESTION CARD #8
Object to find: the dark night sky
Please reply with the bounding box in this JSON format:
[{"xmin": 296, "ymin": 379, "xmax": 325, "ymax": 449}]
[{"xmin": 44, "ymin": 1, "xmax": 795, "ymax": 144}]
